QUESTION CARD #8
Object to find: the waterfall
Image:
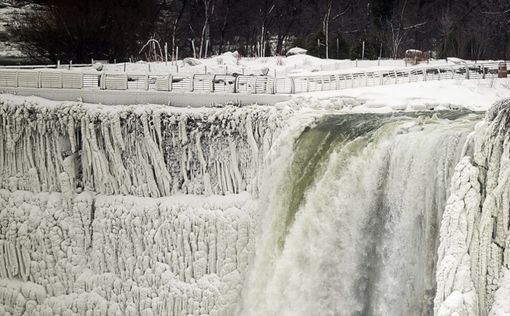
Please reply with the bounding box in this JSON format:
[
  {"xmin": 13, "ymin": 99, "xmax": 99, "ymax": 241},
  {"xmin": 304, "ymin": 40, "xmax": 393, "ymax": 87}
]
[{"xmin": 241, "ymin": 112, "xmax": 480, "ymax": 316}]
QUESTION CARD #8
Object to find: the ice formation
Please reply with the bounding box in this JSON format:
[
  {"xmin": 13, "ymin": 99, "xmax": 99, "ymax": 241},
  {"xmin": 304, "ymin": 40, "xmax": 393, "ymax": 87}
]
[
  {"xmin": 0, "ymin": 95, "xmax": 293, "ymax": 315},
  {"xmin": 435, "ymin": 99, "xmax": 510, "ymax": 316},
  {"xmin": 0, "ymin": 95, "xmax": 291, "ymax": 196},
  {"xmin": 2, "ymin": 92, "xmax": 510, "ymax": 315}
]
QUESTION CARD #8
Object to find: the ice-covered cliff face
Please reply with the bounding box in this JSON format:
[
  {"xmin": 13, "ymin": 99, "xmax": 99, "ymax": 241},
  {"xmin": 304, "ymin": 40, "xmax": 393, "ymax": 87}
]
[
  {"xmin": 0, "ymin": 96, "xmax": 296, "ymax": 315},
  {"xmin": 0, "ymin": 97, "xmax": 290, "ymax": 196},
  {"xmin": 435, "ymin": 99, "xmax": 510, "ymax": 316}
]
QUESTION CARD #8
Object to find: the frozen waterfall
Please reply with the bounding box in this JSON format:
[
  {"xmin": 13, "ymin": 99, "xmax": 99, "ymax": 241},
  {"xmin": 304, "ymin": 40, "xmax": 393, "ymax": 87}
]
[{"xmin": 1, "ymin": 94, "xmax": 510, "ymax": 315}]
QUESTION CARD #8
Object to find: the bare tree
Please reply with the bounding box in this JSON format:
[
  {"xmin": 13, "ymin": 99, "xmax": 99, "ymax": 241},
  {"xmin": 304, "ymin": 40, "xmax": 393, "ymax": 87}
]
[
  {"xmin": 321, "ymin": 0, "xmax": 333, "ymax": 59},
  {"xmin": 312, "ymin": 0, "xmax": 353, "ymax": 59},
  {"xmin": 171, "ymin": 0, "xmax": 188, "ymax": 61},
  {"xmin": 258, "ymin": 0, "xmax": 276, "ymax": 57},
  {"xmin": 9, "ymin": 0, "xmax": 510, "ymax": 61},
  {"xmin": 385, "ymin": 0, "xmax": 426, "ymax": 58},
  {"xmin": 217, "ymin": 0, "xmax": 232, "ymax": 53},
  {"xmin": 9, "ymin": 0, "xmax": 161, "ymax": 62},
  {"xmin": 197, "ymin": 0, "xmax": 216, "ymax": 58}
]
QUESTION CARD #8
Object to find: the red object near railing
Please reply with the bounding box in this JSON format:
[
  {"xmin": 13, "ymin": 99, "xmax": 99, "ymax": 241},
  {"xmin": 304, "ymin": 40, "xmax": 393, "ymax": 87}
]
[{"xmin": 498, "ymin": 62, "xmax": 507, "ymax": 78}]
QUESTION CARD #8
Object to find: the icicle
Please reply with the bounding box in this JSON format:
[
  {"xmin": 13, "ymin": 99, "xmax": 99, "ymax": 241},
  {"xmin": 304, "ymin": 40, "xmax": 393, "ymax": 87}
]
[
  {"xmin": 110, "ymin": 114, "xmax": 125, "ymax": 152},
  {"xmin": 141, "ymin": 113, "xmax": 172, "ymax": 196},
  {"xmin": 28, "ymin": 168, "xmax": 40, "ymax": 193},
  {"xmin": 229, "ymin": 142, "xmax": 245, "ymax": 193},
  {"xmin": 68, "ymin": 116, "xmax": 76, "ymax": 153}
]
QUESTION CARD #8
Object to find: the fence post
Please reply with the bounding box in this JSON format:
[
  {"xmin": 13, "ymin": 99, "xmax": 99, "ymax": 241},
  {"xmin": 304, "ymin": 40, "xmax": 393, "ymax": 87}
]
[
  {"xmin": 190, "ymin": 74, "xmax": 195, "ymax": 92},
  {"xmin": 290, "ymin": 77, "xmax": 295, "ymax": 94},
  {"xmin": 320, "ymin": 76, "xmax": 325, "ymax": 91},
  {"xmin": 164, "ymin": 42, "xmax": 168, "ymax": 66},
  {"xmin": 234, "ymin": 76, "xmax": 238, "ymax": 93},
  {"xmin": 408, "ymin": 70, "xmax": 412, "ymax": 83},
  {"xmin": 437, "ymin": 68, "xmax": 441, "ymax": 80},
  {"xmin": 168, "ymin": 75, "xmax": 173, "ymax": 91},
  {"xmin": 60, "ymin": 71, "xmax": 63, "ymax": 88},
  {"xmin": 211, "ymin": 75, "xmax": 216, "ymax": 92},
  {"xmin": 364, "ymin": 72, "xmax": 368, "ymax": 86},
  {"xmin": 423, "ymin": 69, "xmax": 427, "ymax": 81},
  {"xmin": 451, "ymin": 66, "xmax": 455, "ymax": 79},
  {"xmin": 15, "ymin": 70, "xmax": 19, "ymax": 88},
  {"xmin": 465, "ymin": 65, "xmax": 470, "ymax": 79},
  {"xmin": 394, "ymin": 70, "xmax": 398, "ymax": 84},
  {"xmin": 145, "ymin": 74, "xmax": 149, "ymax": 90},
  {"xmin": 379, "ymin": 72, "xmax": 383, "ymax": 85}
]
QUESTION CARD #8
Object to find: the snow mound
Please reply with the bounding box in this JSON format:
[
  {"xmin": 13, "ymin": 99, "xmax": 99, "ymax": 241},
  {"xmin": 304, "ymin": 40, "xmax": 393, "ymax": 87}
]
[{"xmin": 295, "ymin": 79, "xmax": 510, "ymax": 112}]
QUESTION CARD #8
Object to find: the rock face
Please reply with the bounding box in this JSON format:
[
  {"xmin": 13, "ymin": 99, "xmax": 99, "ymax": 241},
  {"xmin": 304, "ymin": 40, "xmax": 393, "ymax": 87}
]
[{"xmin": 0, "ymin": 95, "xmax": 291, "ymax": 315}]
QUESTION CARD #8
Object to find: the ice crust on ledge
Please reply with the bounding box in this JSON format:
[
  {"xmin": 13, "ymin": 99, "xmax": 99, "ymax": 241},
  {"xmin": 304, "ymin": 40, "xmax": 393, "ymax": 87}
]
[{"xmin": 0, "ymin": 95, "xmax": 291, "ymax": 197}]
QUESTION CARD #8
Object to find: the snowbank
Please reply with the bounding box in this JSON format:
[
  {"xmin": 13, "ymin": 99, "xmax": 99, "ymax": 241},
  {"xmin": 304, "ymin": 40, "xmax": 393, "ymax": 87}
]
[
  {"xmin": 292, "ymin": 79, "xmax": 510, "ymax": 112},
  {"xmin": 99, "ymin": 52, "xmax": 455, "ymax": 77}
]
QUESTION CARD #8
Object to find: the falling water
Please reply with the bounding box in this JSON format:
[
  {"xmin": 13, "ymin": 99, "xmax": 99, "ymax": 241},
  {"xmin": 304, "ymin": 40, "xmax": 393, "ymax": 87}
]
[{"xmin": 240, "ymin": 111, "xmax": 481, "ymax": 316}]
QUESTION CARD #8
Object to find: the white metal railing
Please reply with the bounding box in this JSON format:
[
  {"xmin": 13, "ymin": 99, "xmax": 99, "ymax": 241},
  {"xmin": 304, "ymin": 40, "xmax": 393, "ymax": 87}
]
[{"xmin": 0, "ymin": 62, "xmax": 504, "ymax": 95}]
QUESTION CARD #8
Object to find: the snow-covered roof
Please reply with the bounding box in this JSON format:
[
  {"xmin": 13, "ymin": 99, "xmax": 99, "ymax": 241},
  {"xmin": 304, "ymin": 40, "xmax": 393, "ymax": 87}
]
[{"xmin": 286, "ymin": 47, "xmax": 307, "ymax": 56}]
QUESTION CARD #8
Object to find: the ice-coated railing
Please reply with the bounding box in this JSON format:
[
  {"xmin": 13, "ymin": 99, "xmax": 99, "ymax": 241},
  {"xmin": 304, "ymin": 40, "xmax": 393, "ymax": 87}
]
[{"xmin": 0, "ymin": 62, "xmax": 504, "ymax": 95}]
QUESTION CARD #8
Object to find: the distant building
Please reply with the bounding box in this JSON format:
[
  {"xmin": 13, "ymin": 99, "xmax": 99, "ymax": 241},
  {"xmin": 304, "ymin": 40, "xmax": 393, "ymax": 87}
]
[{"xmin": 405, "ymin": 49, "xmax": 429, "ymax": 65}]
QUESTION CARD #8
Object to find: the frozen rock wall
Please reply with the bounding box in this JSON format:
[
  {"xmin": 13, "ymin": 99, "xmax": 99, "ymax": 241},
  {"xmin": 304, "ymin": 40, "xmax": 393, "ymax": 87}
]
[
  {"xmin": 0, "ymin": 95, "xmax": 292, "ymax": 315},
  {"xmin": 0, "ymin": 96, "xmax": 288, "ymax": 196},
  {"xmin": 0, "ymin": 189, "xmax": 257, "ymax": 315},
  {"xmin": 435, "ymin": 99, "xmax": 510, "ymax": 316}
]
